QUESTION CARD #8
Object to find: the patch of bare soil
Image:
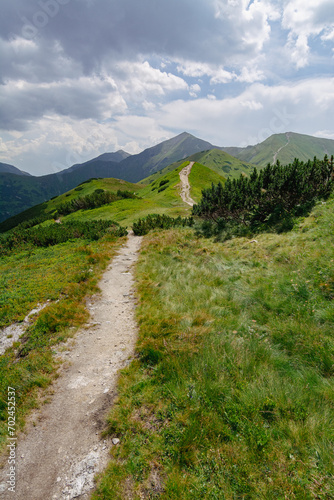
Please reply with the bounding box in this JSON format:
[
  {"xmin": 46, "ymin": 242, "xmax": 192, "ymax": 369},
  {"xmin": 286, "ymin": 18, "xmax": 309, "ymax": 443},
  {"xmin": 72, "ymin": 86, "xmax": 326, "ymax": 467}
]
[
  {"xmin": 0, "ymin": 233, "xmax": 142, "ymax": 500},
  {"xmin": 179, "ymin": 162, "xmax": 196, "ymax": 206}
]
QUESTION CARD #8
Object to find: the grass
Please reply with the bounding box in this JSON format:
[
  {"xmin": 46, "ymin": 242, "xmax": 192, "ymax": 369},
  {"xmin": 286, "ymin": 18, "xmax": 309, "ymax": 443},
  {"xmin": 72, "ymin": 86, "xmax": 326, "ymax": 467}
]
[
  {"xmin": 0, "ymin": 178, "xmax": 144, "ymax": 233},
  {"xmin": 61, "ymin": 162, "xmax": 224, "ymax": 227},
  {"xmin": 0, "ymin": 233, "xmax": 124, "ymax": 451},
  {"xmin": 188, "ymin": 162, "xmax": 226, "ymax": 202},
  {"xmin": 234, "ymin": 132, "xmax": 334, "ymax": 168},
  {"xmin": 142, "ymin": 150, "xmax": 254, "ymax": 184},
  {"xmin": 92, "ymin": 197, "xmax": 334, "ymax": 499}
]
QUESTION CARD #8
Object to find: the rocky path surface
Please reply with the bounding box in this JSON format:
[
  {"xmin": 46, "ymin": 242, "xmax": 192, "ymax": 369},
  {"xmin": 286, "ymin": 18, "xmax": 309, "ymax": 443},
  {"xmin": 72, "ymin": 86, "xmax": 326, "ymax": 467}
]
[
  {"xmin": 0, "ymin": 233, "xmax": 142, "ymax": 500},
  {"xmin": 179, "ymin": 162, "xmax": 196, "ymax": 206}
]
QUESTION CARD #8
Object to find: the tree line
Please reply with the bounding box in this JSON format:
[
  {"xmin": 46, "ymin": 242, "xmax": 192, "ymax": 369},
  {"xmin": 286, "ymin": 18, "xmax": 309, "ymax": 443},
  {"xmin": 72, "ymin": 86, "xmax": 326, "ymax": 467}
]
[{"xmin": 193, "ymin": 156, "xmax": 334, "ymax": 228}]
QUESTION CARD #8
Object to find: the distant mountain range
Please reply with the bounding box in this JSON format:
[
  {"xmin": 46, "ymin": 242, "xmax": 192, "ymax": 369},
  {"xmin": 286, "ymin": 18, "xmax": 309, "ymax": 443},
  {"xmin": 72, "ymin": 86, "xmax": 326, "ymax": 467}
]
[
  {"xmin": 0, "ymin": 162, "xmax": 31, "ymax": 176},
  {"xmin": 1, "ymin": 131, "xmax": 333, "ymax": 223},
  {"xmin": 222, "ymin": 132, "xmax": 334, "ymax": 167}
]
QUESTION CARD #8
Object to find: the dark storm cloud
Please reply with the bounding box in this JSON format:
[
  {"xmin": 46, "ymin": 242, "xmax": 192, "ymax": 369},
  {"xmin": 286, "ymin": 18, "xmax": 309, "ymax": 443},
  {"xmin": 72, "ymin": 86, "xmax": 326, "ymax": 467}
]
[
  {"xmin": 1, "ymin": 0, "xmax": 252, "ymax": 74},
  {"xmin": 0, "ymin": 75, "xmax": 125, "ymax": 130}
]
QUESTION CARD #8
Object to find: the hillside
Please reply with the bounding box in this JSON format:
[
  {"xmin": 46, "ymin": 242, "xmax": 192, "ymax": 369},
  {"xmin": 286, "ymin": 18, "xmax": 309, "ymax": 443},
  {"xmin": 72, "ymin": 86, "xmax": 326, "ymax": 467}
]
[
  {"xmin": 96, "ymin": 195, "xmax": 334, "ymax": 498},
  {"xmin": 141, "ymin": 149, "xmax": 256, "ymax": 186},
  {"xmin": 0, "ymin": 162, "xmax": 31, "ymax": 176},
  {"xmin": 223, "ymin": 132, "xmax": 334, "ymax": 167},
  {"xmin": 0, "ymin": 162, "xmax": 225, "ymax": 232},
  {"xmin": 1, "ymin": 131, "xmax": 333, "ymax": 224},
  {"xmin": 1, "ymin": 153, "xmax": 334, "ymax": 498},
  {"xmin": 0, "ymin": 133, "xmax": 218, "ymax": 223}
]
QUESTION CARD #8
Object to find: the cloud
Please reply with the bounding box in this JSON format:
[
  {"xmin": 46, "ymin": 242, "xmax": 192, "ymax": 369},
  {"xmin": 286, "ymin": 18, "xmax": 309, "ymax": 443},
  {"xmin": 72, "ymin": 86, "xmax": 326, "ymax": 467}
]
[
  {"xmin": 0, "ymin": 0, "xmax": 333, "ymax": 174},
  {"xmin": 153, "ymin": 77, "xmax": 334, "ymax": 146},
  {"xmin": 189, "ymin": 84, "xmax": 201, "ymax": 98},
  {"xmin": 0, "ymin": 74, "xmax": 127, "ymax": 130},
  {"xmin": 282, "ymin": 0, "xmax": 334, "ymax": 67}
]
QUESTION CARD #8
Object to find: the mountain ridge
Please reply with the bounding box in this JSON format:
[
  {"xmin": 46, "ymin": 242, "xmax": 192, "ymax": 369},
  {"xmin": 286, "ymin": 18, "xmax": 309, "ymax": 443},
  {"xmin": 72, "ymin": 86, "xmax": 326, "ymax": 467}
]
[{"xmin": 1, "ymin": 131, "xmax": 333, "ymax": 223}]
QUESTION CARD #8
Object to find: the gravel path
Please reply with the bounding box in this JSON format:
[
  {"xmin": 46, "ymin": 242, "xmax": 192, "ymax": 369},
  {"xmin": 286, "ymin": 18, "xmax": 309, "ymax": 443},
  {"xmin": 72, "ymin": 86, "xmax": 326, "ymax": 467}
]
[
  {"xmin": 0, "ymin": 233, "xmax": 142, "ymax": 500},
  {"xmin": 179, "ymin": 162, "xmax": 196, "ymax": 206},
  {"xmin": 272, "ymin": 132, "xmax": 291, "ymax": 165}
]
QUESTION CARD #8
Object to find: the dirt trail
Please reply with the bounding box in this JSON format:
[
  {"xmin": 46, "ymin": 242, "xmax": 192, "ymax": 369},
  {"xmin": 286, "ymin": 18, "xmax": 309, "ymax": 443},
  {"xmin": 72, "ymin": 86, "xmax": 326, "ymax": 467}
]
[
  {"xmin": 179, "ymin": 162, "xmax": 196, "ymax": 206},
  {"xmin": 273, "ymin": 132, "xmax": 291, "ymax": 165},
  {"xmin": 0, "ymin": 234, "xmax": 142, "ymax": 500}
]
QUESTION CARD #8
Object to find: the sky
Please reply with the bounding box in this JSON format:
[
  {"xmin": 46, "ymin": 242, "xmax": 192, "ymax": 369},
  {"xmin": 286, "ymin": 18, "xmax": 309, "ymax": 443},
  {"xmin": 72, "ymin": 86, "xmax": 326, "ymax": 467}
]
[{"xmin": 0, "ymin": 0, "xmax": 333, "ymax": 176}]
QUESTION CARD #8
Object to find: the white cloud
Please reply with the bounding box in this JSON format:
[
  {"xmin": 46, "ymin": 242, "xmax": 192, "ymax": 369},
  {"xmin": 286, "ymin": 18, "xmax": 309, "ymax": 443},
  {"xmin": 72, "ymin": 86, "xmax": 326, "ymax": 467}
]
[
  {"xmin": 189, "ymin": 84, "xmax": 201, "ymax": 97},
  {"xmin": 113, "ymin": 61, "xmax": 188, "ymax": 101},
  {"xmin": 153, "ymin": 77, "xmax": 334, "ymax": 146},
  {"xmin": 0, "ymin": 0, "xmax": 333, "ymax": 174},
  {"xmin": 282, "ymin": 0, "xmax": 334, "ymax": 67},
  {"xmin": 314, "ymin": 130, "xmax": 334, "ymax": 140}
]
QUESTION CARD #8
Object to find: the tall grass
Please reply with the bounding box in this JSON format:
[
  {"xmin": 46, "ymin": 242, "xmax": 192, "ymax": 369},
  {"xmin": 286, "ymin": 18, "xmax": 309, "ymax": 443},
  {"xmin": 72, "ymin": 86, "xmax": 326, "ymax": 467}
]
[{"xmin": 93, "ymin": 198, "xmax": 334, "ymax": 499}]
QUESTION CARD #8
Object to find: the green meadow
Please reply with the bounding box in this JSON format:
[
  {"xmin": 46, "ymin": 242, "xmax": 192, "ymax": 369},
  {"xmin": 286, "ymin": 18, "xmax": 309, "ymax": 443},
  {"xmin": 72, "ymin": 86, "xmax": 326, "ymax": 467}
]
[
  {"xmin": 0, "ymin": 155, "xmax": 333, "ymax": 498},
  {"xmin": 92, "ymin": 197, "xmax": 334, "ymax": 499}
]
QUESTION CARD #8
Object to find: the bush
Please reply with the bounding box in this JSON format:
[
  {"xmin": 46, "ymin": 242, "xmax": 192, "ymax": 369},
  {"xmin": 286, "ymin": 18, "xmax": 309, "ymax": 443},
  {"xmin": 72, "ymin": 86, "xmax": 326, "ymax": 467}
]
[
  {"xmin": 0, "ymin": 220, "xmax": 127, "ymax": 255},
  {"xmin": 132, "ymin": 214, "xmax": 194, "ymax": 236},
  {"xmin": 57, "ymin": 189, "xmax": 138, "ymax": 216},
  {"xmin": 193, "ymin": 156, "xmax": 334, "ymax": 225},
  {"xmin": 159, "ymin": 179, "xmax": 169, "ymax": 187},
  {"xmin": 193, "ymin": 155, "xmax": 334, "ymax": 239}
]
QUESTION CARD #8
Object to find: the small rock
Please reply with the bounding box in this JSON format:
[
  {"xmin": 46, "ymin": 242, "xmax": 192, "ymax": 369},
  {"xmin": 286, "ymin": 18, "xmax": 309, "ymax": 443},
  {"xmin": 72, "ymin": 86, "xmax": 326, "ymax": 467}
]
[{"xmin": 112, "ymin": 438, "xmax": 120, "ymax": 445}]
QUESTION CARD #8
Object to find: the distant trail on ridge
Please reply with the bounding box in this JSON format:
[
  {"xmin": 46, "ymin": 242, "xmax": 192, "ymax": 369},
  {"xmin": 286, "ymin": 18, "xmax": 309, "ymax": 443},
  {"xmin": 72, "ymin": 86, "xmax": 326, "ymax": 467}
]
[
  {"xmin": 179, "ymin": 162, "xmax": 196, "ymax": 206},
  {"xmin": 273, "ymin": 132, "xmax": 291, "ymax": 165}
]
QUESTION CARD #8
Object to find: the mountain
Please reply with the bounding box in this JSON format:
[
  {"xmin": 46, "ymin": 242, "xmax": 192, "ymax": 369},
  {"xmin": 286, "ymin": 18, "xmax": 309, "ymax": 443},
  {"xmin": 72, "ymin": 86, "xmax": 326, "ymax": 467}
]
[
  {"xmin": 116, "ymin": 132, "xmax": 217, "ymax": 182},
  {"xmin": 1, "ymin": 131, "xmax": 333, "ymax": 224},
  {"xmin": 0, "ymin": 133, "xmax": 217, "ymax": 223},
  {"xmin": 222, "ymin": 132, "xmax": 334, "ymax": 167},
  {"xmin": 0, "ymin": 162, "xmax": 31, "ymax": 176},
  {"xmin": 66, "ymin": 149, "xmax": 131, "ymax": 173},
  {"xmin": 62, "ymin": 132, "xmax": 217, "ymax": 182},
  {"xmin": 141, "ymin": 149, "xmax": 257, "ymax": 185},
  {"xmin": 0, "ymin": 162, "xmax": 226, "ymax": 233}
]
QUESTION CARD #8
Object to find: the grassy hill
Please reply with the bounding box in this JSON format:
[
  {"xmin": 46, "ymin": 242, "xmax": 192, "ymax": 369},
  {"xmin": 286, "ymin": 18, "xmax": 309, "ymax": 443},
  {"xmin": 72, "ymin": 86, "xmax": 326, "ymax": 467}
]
[
  {"xmin": 56, "ymin": 163, "xmax": 224, "ymax": 226},
  {"xmin": 92, "ymin": 195, "xmax": 334, "ymax": 499},
  {"xmin": 1, "ymin": 153, "xmax": 334, "ymax": 497},
  {"xmin": 142, "ymin": 149, "xmax": 255, "ymax": 185},
  {"xmin": 0, "ymin": 162, "xmax": 225, "ymax": 232},
  {"xmin": 2, "ymin": 131, "xmax": 332, "ymax": 223},
  {"xmin": 0, "ymin": 177, "xmax": 144, "ymax": 232},
  {"xmin": 0, "ymin": 133, "xmax": 218, "ymax": 223},
  {"xmin": 224, "ymin": 132, "xmax": 334, "ymax": 167}
]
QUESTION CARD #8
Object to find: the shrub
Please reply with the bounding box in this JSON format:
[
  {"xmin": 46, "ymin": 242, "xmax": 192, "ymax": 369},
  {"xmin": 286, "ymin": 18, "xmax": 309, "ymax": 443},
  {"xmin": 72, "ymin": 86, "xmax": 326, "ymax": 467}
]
[
  {"xmin": 0, "ymin": 220, "xmax": 127, "ymax": 255},
  {"xmin": 132, "ymin": 214, "xmax": 194, "ymax": 236}
]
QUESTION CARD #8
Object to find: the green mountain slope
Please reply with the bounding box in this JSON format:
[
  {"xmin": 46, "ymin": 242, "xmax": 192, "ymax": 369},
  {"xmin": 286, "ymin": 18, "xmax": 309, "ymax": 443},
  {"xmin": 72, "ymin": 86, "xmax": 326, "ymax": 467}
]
[
  {"xmin": 142, "ymin": 149, "xmax": 255, "ymax": 185},
  {"xmin": 2, "ymin": 131, "xmax": 333, "ymax": 223},
  {"xmin": 1, "ymin": 163, "xmax": 225, "ymax": 232},
  {"xmin": 223, "ymin": 132, "xmax": 334, "ymax": 167},
  {"xmin": 0, "ymin": 178, "xmax": 144, "ymax": 232},
  {"xmin": 57, "ymin": 163, "xmax": 225, "ymax": 227},
  {"xmin": 0, "ymin": 133, "xmax": 217, "ymax": 223}
]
